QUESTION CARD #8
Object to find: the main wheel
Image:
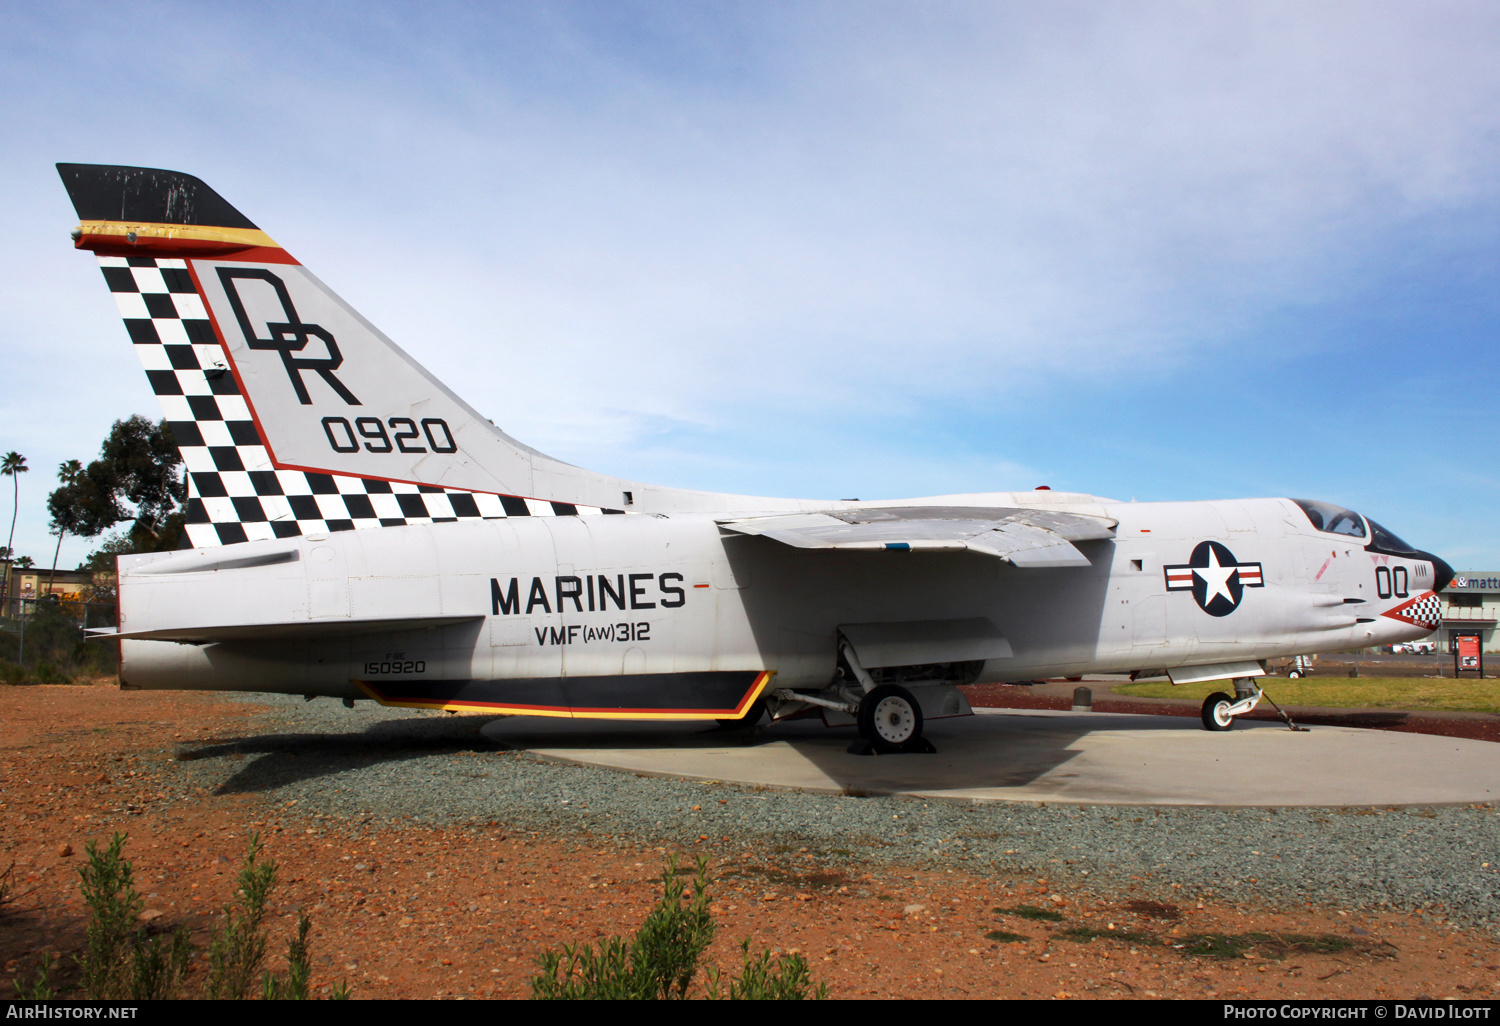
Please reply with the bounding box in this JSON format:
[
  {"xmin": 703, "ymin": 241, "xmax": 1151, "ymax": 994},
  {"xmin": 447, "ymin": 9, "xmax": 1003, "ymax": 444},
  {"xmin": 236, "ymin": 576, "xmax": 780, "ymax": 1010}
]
[
  {"xmin": 858, "ymin": 685, "xmax": 924, "ymax": 752},
  {"xmin": 1287, "ymin": 669, "xmax": 1303, "ymax": 679},
  {"xmin": 1201, "ymin": 692, "xmax": 1236, "ymax": 731}
]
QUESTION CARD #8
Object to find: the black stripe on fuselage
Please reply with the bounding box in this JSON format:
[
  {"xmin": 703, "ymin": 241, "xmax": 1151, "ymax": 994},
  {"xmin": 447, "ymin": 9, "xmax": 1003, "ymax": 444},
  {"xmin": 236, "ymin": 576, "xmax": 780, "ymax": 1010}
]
[{"xmin": 358, "ymin": 670, "xmax": 767, "ymax": 716}]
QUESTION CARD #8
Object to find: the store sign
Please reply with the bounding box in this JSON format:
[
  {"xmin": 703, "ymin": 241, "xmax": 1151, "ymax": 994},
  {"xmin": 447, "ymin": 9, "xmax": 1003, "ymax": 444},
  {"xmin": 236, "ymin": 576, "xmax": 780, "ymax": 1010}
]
[
  {"xmin": 1457, "ymin": 635, "xmax": 1481, "ymax": 671},
  {"xmin": 1451, "ymin": 575, "xmax": 1500, "ymax": 590}
]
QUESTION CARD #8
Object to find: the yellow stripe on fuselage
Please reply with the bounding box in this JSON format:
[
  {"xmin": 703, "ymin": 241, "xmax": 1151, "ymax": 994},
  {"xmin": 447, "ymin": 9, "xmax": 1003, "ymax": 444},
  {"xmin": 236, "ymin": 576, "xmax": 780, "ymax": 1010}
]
[{"xmin": 354, "ymin": 670, "xmax": 774, "ymax": 720}]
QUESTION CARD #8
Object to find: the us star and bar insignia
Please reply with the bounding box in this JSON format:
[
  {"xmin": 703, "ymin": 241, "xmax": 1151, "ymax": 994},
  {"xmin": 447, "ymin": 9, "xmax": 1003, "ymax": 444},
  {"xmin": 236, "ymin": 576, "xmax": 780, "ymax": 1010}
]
[{"xmin": 1165, "ymin": 540, "xmax": 1265, "ymax": 617}]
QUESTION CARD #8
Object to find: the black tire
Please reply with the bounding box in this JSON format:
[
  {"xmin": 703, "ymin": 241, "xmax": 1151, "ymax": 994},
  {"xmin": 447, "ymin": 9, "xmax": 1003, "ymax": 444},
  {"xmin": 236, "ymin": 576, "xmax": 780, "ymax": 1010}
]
[
  {"xmin": 1201, "ymin": 692, "xmax": 1236, "ymax": 731},
  {"xmin": 1287, "ymin": 669, "xmax": 1303, "ymax": 679},
  {"xmin": 858, "ymin": 685, "xmax": 924, "ymax": 752}
]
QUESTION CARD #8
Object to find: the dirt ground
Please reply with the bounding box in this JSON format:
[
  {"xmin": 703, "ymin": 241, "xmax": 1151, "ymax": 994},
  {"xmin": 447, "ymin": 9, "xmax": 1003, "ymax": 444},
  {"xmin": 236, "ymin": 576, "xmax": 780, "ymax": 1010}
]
[{"xmin": 2, "ymin": 683, "xmax": 1497, "ymax": 1001}]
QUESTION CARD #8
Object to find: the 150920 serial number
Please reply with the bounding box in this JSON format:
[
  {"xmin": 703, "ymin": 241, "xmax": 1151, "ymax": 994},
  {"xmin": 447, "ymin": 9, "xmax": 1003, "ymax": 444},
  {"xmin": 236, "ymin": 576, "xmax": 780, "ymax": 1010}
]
[{"xmin": 363, "ymin": 660, "xmax": 426, "ymax": 675}]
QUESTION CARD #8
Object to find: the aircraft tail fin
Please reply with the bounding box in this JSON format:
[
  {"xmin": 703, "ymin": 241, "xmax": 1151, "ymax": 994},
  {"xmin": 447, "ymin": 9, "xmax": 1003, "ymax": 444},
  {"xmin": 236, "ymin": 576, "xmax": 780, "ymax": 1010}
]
[{"xmin": 58, "ymin": 163, "xmax": 637, "ymax": 548}]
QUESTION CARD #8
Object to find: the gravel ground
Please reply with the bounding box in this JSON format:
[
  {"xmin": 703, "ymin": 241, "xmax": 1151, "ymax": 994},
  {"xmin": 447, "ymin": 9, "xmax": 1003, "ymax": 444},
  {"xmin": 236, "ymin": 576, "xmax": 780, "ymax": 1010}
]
[{"xmin": 175, "ymin": 694, "xmax": 1500, "ymax": 933}]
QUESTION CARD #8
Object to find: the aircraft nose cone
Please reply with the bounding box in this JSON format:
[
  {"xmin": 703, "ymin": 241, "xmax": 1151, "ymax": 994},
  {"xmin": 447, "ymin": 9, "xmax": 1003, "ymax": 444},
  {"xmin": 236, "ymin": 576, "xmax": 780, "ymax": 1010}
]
[{"xmin": 1422, "ymin": 552, "xmax": 1455, "ymax": 593}]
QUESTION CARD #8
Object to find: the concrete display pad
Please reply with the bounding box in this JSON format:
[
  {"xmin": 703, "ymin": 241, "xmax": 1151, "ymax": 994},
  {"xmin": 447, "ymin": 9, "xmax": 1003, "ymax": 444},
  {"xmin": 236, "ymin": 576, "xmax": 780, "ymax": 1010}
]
[{"xmin": 479, "ymin": 708, "xmax": 1500, "ymax": 807}]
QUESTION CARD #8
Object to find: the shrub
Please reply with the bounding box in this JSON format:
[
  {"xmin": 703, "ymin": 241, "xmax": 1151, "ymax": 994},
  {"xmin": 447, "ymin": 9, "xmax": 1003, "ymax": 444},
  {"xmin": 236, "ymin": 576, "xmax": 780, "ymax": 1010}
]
[
  {"xmin": 532, "ymin": 856, "xmax": 825, "ymax": 1000},
  {"xmin": 261, "ymin": 911, "xmax": 313, "ymax": 1000},
  {"xmin": 13, "ymin": 830, "xmax": 345, "ymax": 1000},
  {"xmin": 77, "ymin": 833, "xmax": 143, "ymax": 999},
  {"xmin": 12, "ymin": 953, "xmax": 54, "ymax": 1000},
  {"xmin": 205, "ymin": 832, "xmax": 277, "ymax": 1000},
  {"xmin": 75, "ymin": 833, "xmax": 192, "ymax": 1000},
  {"xmin": 708, "ymin": 940, "xmax": 827, "ymax": 1000},
  {"xmin": 0, "ymin": 859, "xmax": 28, "ymax": 915}
]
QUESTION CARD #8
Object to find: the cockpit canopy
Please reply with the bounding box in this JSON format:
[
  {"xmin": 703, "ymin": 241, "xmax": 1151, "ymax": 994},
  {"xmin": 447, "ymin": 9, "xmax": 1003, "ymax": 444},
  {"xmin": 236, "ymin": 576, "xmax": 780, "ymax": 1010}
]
[
  {"xmin": 1291, "ymin": 498, "xmax": 1424, "ymax": 557},
  {"xmin": 1366, "ymin": 519, "xmax": 1423, "ymax": 558},
  {"xmin": 1291, "ymin": 498, "xmax": 1366, "ymax": 539}
]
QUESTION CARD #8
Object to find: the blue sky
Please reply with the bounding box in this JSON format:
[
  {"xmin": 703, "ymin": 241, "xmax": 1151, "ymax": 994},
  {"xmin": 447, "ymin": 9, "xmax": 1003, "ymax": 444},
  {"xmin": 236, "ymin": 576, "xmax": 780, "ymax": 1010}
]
[{"xmin": 3, "ymin": 1, "xmax": 1499, "ymax": 569}]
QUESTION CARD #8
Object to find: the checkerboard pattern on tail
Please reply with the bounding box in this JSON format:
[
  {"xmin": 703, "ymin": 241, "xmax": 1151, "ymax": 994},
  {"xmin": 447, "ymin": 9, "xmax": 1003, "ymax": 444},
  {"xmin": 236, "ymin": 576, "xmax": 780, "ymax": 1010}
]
[{"xmin": 100, "ymin": 255, "xmax": 610, "ymax": 547}]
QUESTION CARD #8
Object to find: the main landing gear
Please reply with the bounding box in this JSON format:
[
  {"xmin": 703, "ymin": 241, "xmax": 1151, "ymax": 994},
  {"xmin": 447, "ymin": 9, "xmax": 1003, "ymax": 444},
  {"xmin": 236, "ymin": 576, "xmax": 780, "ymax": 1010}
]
[
  {"xmin": 1201, "ymin": 677, "xmax": 1309, "ymax": 732},
  {"xmin": 768, "ymin": 640, "xmax": 947, "ymax": 755},
  {"xmin": 854, "ymin": 684, "xmax": 935, "ymax": 754},
  {"xmin": 841, "ymin": 642, "xmax": 936, "ymax": 755}
]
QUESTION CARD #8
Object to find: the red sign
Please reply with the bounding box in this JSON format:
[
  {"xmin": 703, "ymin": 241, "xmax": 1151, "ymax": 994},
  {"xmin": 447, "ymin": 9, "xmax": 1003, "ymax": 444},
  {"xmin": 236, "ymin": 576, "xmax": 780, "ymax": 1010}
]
[{"xmin": 1457, "ymin": 635, "xmax": 1481, "ymax": 671}]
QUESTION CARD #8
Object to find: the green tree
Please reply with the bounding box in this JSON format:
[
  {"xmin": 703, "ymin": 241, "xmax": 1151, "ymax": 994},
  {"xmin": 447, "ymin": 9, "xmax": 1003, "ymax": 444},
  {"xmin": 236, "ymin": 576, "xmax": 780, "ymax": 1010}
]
[
  {"xmin": 2, "ymin": 451, "xmax": 27, "ymax": 611},
  {"xmin": 47, "ymin": 458, "xmax": 84, "ymax": 596},
  {"xmin": 46, "ymin": 417, "xmax": 185, "ymax": 568}
]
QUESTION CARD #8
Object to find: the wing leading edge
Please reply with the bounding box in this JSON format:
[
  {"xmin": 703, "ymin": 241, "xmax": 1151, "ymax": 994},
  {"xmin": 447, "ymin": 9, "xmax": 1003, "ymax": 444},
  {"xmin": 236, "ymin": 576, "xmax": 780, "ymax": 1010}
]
[{"xmin": 717, "ymin": 506, "xmax": 1117, "ymax": 568}]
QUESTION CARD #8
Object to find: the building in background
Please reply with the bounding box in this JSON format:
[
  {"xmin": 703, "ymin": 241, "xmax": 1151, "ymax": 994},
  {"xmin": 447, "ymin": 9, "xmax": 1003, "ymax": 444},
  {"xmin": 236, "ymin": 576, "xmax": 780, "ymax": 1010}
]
[
  {"xmin": 1440, "ymin": 572, "xmax": 1498, "ymax": 653},
  {"xmin": 1, "ymin": 565, "xmax": 94, "ymax": 617}
]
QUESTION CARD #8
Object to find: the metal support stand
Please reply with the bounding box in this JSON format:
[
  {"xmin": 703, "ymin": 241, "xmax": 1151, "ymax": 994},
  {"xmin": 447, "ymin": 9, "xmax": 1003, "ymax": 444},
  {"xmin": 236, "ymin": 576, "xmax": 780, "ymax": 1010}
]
[{"xmin": 1260, "ymin": 689, "xmax": 1309, "ymax": 732}]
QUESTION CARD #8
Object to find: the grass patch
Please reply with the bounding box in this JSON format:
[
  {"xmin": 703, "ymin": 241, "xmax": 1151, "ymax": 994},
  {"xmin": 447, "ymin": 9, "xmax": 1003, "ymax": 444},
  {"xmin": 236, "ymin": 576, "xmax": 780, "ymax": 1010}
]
[
  {"xmin": 1114, "ymin": 677, "xmax": 1500, "ymax": 715},
  {"xmin": 1175, "ymin": 932, "xmax": 1260, "ymax": 959},
  {"xmin": 1057, "ymin": 926, "xmax": 1159, "ymax": 946},
  {"xmin": 1122, "ymin": 900, "xmax": 1182, "ymax": 920},
  {"xmin": 721, "ymin": 864, "xmax": 854, "ymax": 892},
  {"xmin": 984, "ymin": 930, "xmax": 1028, "ymax": 943},
  {"xmin": 1173, "ymin": 932, "xmax": 1392, "ymax": 961},
  {"xmin": 993, "ymin": 904, "xmax": 1065, "ymax": 922},
  {"xmin": 1279, "ymin": 934, "xmax": 1360, "ymax": 955}
]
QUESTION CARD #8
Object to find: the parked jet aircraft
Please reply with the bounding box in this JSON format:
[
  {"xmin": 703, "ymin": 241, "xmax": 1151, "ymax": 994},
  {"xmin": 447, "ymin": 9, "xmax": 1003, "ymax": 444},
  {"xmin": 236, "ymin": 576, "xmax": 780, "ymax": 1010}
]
[{"xmin": 58, "ymin": 163, "xmax": 1454, "ymax": 749}]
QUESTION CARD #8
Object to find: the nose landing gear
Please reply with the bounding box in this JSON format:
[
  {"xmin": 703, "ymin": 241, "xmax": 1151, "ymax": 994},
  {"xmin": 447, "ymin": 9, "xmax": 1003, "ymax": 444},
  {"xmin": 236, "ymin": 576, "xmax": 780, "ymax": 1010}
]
[{"xmin": 1200, "ymin": 677, "xmax": 1309, "ymax": 732}]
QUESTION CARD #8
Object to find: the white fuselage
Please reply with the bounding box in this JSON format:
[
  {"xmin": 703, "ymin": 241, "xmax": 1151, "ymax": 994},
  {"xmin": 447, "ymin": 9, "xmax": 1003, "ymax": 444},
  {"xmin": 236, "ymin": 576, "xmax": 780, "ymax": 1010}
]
[{"xmin": 117, "ymin": 495, "xmax": 1436, "ymax": 703}]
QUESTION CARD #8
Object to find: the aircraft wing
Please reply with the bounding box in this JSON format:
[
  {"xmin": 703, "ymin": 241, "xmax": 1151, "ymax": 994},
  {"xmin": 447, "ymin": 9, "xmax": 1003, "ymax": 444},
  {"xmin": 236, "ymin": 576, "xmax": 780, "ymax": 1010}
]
[
  {"xmin": 717, "ymin": 506, "xmax": 1117, "ymax": 568},
  {"xmin": 89, "ymin": 615, "xmax": 482, "ymax": 644}
]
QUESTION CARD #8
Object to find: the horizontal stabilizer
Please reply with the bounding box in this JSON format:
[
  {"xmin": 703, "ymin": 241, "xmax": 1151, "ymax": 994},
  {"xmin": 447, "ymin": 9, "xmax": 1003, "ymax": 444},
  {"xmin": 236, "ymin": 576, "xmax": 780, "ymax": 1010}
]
[
  {"xmin": 89, "ymin": 614, "xmax": 481, "ymax": 644},
  {"xmin": 719, "ymin": 506, "xmax": 1115, "ymax": 568}
]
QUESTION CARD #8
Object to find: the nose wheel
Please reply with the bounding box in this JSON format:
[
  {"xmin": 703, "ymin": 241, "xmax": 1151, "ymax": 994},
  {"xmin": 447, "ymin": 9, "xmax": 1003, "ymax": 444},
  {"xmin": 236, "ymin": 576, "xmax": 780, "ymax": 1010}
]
[{"xmin": 1201, "ymin": 692, "xmax": 1236, "ymax": 731}]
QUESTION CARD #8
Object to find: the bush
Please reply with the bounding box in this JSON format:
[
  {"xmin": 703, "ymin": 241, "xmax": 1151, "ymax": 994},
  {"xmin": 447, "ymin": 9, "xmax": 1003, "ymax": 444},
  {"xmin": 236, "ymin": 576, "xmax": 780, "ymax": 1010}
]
[
  {"xmin": 13, "ymin": 830, "xmax": 347, "ymax": 1000},
  {"xmin": 77, "ymin": 833, "xmax": 144, "ymax": 999},
  {"xmin": 75, "ymin": 832, "xmax": 192, "ymax": 1000},
  {"xmin": 709, "ymin": 940, "xmax": 826, "ymax": 1000},
  {"xmin": 0, "ymin": 595, "xmax": 117, "ymax": 682},
  {"xmin": 11, "ymin": 953, "xmax": 54, "ymax": 1000},
  {"xmin": 531, "ymin": 856, "xmax": 826, "ymax": 1000}
]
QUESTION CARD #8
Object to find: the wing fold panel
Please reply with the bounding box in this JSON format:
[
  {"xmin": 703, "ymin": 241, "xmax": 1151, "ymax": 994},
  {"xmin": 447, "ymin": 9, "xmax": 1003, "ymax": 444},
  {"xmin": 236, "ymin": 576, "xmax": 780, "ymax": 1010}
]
[{"xmin": 719, "ymin": 506, "xmax": 1115, "ymax": 568}]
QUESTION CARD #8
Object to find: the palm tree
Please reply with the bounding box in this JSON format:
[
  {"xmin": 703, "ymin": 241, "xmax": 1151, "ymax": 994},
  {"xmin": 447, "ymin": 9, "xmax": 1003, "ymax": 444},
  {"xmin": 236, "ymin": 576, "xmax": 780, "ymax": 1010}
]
[
  {"xmin": 2, "ymin": 452, "xmax": 27, "ymax": 615},
  {"xmin": 48, "ymin": 459, "xmax": 83, "ymax": 599}
]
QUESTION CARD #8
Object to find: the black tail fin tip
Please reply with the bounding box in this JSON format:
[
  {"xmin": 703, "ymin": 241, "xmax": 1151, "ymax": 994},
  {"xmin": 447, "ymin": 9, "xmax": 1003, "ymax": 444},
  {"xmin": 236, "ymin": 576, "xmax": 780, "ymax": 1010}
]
[{"xmin": 56, "ymin": 163, "xmax": 257, "ymax": 230}]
